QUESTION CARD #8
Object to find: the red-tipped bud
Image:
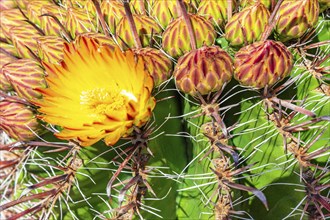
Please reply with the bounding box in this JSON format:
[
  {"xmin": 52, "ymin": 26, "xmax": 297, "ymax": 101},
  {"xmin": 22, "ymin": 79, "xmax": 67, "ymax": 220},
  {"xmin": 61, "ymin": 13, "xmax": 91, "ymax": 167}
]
[
  {"xmin": 162, "ymin": 14, "xmax": 216, "ymax": 59},
  {"xmin": 0, "ymin": 100, "xmax": 41, "ymax": 141},
  {"xmin": 134, "ymin": 48, "xmax": 173, "ymax": 87},
  {"xmin": 234, "ymin": 40, "xmax": 293, "ymax": 89},
  {"xmin": 174, "ymin": 46, "xmax": 233, "ymax": 96},
  {"xmin": 225, "ymin": 3, "xmax": 270, "ymax": 47},
  {"xmin": 3, "ymin": 59, "xmax": 46, "ymax": 101},
  {"xmin": 275, "ymin": 0, "xmax": 319, "ymax": 42}
]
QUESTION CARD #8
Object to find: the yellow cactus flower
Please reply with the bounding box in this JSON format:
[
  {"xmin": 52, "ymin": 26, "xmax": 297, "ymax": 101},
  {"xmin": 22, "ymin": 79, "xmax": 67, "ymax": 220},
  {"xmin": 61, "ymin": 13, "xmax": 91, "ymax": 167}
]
[{"xmin": 34, "ymin": 37, "xmax": 155, "ymax": 146}]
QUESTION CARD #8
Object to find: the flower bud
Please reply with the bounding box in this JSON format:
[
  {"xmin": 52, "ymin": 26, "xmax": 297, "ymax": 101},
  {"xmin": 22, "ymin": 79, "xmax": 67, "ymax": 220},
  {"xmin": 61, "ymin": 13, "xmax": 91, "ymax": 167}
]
[
  {"xmin": 174, "ymin": 46, "xmax": 233, "ymax": 96},
  {"xmin": 197, "ymin": 0, "xmax": 236, "ymax": 29},
  {"xmin": 151, "ymin": 0, "xmax": 196, "ymax": 28},
  {"xmin": 3, "ymin": 59, "xmax": 46, "ymax": 101},
  {"xmin": 275, "ymin": 0, "xmax": 319, "ymax": 42},
  {"xmin": 225, "ymin": 3, "xmax": 270, "ymax": 47},
  {"xmin": 134, "ymin": 48, "xmax": 173, "ymax": 87},
  {"xmin": 37, "ymin": 36, "xmax": 65, "ymax": 64},
  {"xmin": 116, "ymin": 14, "xmax": 162, "ymax": 49},
  {"xmin": 26, "ymin": 0, "xmax": 52, "ymax": 26},
  {"xmin": 101, "ymin": 0, "xmax": 125, "ymax": 34},
  {"xmin": 0, "ymin": 9, "xmax": 27, "ymax": 42},
  {"xmin": 234, "ymin": 40, "xmax": 293, "ymax": 89},
  {"xmin": 240, "ymin": 0, "xmax": 274, "ymax": 9},
  {"xmin": 0, "ymin": 100, "xmax": 41, "ymax": 141},
  {"xmin": 65, "ymin": 7, "xmax": 98, "ymax": 39},
  {"xmin": 10, "ymin": 26, "xmax": 43, "ymax": 60},
  {"xmin": 319, "ymin": 0, "xmax": 330, "ymax": 12},
  {"xmin": 162, "ymin": 14, "xmax": 216, "ymax": 59},
  {"xmin": 40, "ymin": 4, "xmax": 66, "ymax": 37}
]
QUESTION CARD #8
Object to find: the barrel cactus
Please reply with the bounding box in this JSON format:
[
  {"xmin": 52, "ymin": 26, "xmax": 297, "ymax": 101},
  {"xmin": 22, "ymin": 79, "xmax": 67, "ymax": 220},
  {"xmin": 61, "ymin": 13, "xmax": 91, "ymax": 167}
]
[{"xmin": 0, "ymin": 0, "xmax": 329, "ymax": 220}]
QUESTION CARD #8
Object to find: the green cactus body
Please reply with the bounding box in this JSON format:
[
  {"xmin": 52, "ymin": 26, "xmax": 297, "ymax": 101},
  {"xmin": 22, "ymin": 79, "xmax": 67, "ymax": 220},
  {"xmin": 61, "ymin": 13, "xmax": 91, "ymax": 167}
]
[{"xmin": 176, "ymin": 102, "xmax": 216, "ymax": 219}]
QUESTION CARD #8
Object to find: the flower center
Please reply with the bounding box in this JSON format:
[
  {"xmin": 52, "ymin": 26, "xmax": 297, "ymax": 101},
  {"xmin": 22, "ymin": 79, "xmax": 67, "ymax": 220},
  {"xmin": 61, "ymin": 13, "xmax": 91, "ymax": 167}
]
[
  {"xmin": 80, "ymin": 88, "xmax": 124, "ymax": 115},
  {"xmin": 80, "ymin": 88, "xmax": 137, "ymax": 117}
]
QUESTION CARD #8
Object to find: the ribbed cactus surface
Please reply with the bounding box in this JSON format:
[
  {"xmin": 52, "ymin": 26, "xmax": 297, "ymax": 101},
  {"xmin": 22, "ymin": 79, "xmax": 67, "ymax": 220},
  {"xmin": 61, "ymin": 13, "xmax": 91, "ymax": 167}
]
[{"xmin": 0, "ymin": 0, "xmax": 329, "ymax": 220}]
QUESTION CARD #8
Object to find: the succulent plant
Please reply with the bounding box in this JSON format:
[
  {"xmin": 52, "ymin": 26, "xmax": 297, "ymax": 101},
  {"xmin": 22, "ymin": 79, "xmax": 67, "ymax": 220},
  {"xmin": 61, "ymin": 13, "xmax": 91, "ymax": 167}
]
[
  {"xmin": 39, "ymin": 4, "xmax": 67, "ymax": 37},
  {"xmin": 101, "ymin": 0, "xmax": 125, "ymax": 34},
  {"xmin": 3, "ymin": 59, "xmax": 46, "ymax": 101},
  {"xmin": 134, "ymin": 47, "xmax": 173, "ymax": 87},
  {"xmin": 0, "ymin": 1, "xmax": 329, "ymax": 220},
  {"xmin": 36, "ymin": 36, "xmax": 65, "ymax": 64}
]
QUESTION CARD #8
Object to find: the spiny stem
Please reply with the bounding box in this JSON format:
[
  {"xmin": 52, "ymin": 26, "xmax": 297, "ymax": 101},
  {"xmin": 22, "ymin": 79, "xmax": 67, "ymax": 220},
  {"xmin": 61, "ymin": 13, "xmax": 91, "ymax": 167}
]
[
  {"xmin": 211, "ymin": 111, "xmax": 228, "ymax": 138},
  {"xmin": 314, "ymin": 53, "xmax": 330, "ymax": 67},
  {"xmin": 227, "ymin": 0, "xmax": 232, "ymax": 21},
  {"xmin": 270, "ymin": 97, "xmax": 316, "ymax": 117},
  {"xmin": 123, "ymin": 0, "xmax": 142, "ymax": 49},
  {"xmin": 0, "ymin": 91, "xmax": 32, "ymax": 106},
  {"xmin": 0, "ymin": 47, "xmax": 19, "ymax": 59},
  {"xmin": 271, "ymin": 0, "xmax": 276, "ymax": 11},
  {"xmin": 40, "ymin": 14, "xmax": 73, "ymax": 42},
  {"xmin": 261, "ymin": 0, "xmax": 284, "ymax": 41},
  {"xmin": 283, "ymin": 116, "xmax": 329, "ymax": 132},
  {"xmin": 0, "ymin": 190, "xmax": 56, "ymax": 211},
  {"xmin": 92, "ymin": 0, "xmax": 110, "ymax": 37},
  {"xmin": 106, "ymin": 146, "xmax": 138, "ymax": 198},
  {"xmin": 177, "ymin": 0, "xmax": 196, "ymax": 50},
  {"xmin": 137, "ymin": 0, "xmax": 146, "ymax": 15}
]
